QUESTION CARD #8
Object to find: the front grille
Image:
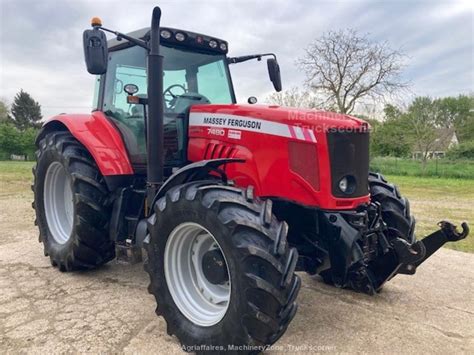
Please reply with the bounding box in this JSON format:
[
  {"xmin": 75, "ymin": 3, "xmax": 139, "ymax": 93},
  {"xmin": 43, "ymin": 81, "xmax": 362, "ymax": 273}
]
[{"xmin": 327, "ymin": 130, "xmax": 369, "ymax": 198}]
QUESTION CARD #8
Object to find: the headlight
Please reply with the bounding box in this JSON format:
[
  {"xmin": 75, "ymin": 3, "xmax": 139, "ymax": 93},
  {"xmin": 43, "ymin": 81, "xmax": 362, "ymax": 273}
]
[
  {"xmin": 209, "ymin": 40, "xmax": 218, "ymax": 48},
  {"xmin": 339, "ymin": 177, "xmax": 348, "ymax": 193},
  {"xmin": 338, "ymin": 175, "xmax": 356, "ymax": 194},
  {"xmin": 219, "ymin": 42, "xmax": 227, "ymax": 51}
]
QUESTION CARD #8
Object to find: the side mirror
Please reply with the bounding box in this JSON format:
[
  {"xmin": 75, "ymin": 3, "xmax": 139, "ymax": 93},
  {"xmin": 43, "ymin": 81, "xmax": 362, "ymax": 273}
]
[
  {"xmin": 83, "ymin": 29, "xmax": 108, "ymax": 75},
  {"xmin": 267, "ymin": 58, "xmax": 282, "ymax": 92}
]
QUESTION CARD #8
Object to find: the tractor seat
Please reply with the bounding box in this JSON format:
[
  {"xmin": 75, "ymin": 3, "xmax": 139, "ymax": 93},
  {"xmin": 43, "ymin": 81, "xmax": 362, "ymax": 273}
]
[{"xmin": 112, "ymin": 118, "xmax": 147, "ymax": 165}]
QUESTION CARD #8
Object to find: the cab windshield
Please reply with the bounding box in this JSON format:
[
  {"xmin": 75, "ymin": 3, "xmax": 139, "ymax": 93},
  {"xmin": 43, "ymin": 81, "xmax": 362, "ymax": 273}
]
[
  {"xmin": 102, "ymin": 45, "xmax": 234, "ymax": 166},
  {"xmin": 103, "ymin": 45, "xmax": 234, "ymax": 115}
]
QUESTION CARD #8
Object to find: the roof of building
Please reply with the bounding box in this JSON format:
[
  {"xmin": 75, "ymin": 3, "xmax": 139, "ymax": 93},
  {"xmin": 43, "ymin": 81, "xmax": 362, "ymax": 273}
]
[
  {"xmin": 413, "ymin": 127, "xmax": 458, "ymax": 152},
  {"xmin": 432, "ymin": 127, "xmax": 458, "ymax": 151}
]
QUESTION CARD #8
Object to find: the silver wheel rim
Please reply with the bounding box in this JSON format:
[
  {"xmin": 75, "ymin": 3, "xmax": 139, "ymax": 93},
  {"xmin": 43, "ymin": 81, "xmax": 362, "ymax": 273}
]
[
  {"xmin": 164, "ymin": 222, "xmax": 231, "ymax": 327},
  {"xmin": 43, "ymin": 162, "xmax": 74, "ymax": 244}
]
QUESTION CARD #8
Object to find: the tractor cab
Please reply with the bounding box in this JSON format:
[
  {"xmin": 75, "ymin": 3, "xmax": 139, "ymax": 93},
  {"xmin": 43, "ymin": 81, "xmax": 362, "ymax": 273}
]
[{"xmin": 95, "ymin": 28, "xmax": 235, "ymax": 169}]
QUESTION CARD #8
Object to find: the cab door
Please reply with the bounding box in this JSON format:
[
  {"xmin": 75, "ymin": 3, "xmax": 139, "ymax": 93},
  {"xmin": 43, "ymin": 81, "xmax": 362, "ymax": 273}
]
[{"xmin": 100, "ymin": 45, "xmax": 186, "ymax": 171}]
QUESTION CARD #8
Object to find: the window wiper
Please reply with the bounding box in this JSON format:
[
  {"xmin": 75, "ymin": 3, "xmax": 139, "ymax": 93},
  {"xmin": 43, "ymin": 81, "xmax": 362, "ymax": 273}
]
[{"xmin": 227, "ymin": 53, "xmax": 276, "ymax": 64}]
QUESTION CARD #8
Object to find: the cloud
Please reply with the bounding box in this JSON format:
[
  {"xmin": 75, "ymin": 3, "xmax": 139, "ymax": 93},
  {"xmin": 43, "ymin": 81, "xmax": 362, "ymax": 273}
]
[{"xmin": 0, "ymin": 0, "xmax": 472, "ymax": 119}]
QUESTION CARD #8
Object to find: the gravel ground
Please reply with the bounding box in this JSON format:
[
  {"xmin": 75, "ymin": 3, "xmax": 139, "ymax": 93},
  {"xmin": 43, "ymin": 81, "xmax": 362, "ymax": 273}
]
[{"xmin": 0, "ymin": 192, "xmax": 473, "ymax": 354}]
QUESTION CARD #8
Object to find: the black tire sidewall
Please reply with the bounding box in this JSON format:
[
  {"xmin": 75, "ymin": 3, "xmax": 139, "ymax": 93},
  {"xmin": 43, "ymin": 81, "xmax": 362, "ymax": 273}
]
[
  {"xmin": 369, "ymin": 172, "xmax": 415, "ymax": 242},
  {"xmin": 149, "ymin": 198, "xmax": 250, "ymax": 349},
  {"xmin": 35, "ymin": 139, "xmax": 77, "ymax": 261}
]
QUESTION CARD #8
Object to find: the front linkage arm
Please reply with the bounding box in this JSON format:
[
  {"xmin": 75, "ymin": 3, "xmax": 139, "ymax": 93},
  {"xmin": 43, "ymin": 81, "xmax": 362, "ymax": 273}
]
[
  {"xmin": 375, "ymin": 220, "xmax": 470, "ymax": 290},
  {"xmin": 360, "ymin": 220, "xmax": 469, "ymax": 293},
  {"xmin": 397, "ymin": 221, "xmax": 470, "ymax": 275}
]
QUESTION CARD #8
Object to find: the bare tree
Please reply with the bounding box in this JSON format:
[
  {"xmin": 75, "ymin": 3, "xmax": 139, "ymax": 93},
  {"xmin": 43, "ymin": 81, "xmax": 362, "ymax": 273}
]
[
  {"xmin": 405, "ymin": 97, "xmax": 440, "ymax": 169},
  {"xmin": 265, "ymin": 87, "xmax": 317, "ymax": 108},
  {"xmin": 297, "ymin": 29, "xmax": 407, "ymax": 114}
]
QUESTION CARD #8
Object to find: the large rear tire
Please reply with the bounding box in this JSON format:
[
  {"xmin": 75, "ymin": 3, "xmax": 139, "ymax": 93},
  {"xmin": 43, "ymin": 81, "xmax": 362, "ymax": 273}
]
[
  {"xmin": 32, "ymin": 131, "xmax": 115, "ymax": 271},
  {"xmin": 144, "ymin": 182, "xmax": 300, "ymax": 353}
]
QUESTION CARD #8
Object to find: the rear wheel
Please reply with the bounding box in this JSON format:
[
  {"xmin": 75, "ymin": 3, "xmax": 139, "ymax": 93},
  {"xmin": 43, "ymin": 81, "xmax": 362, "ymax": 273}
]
[
  {"xmin": 32, "ymin": 131, "xmax": 115, "ymax": 271},
  {"xmin": 144, "ymin": 182, "xmax": 300, "ymax": 353}
]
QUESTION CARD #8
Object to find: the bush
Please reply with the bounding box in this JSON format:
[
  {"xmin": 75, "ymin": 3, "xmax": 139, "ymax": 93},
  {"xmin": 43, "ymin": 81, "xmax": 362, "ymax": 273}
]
[
  {"xmin": 0, "ymin": 122, "xmax": 38, "ymax": 160},
  {"xmin": 370, "ymin": 156, "xmax": 474, "ymax": 179},
  {"xmin": 446, "ymin": 141, "xmax": 474, "ymax": 160}
]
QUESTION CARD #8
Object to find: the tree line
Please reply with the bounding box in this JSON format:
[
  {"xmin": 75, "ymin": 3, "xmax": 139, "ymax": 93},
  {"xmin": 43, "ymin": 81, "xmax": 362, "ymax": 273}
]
[
  {"xmin": 0, "ymin": 90, "xmax": 42, "ymax": 160},
  {"xmin": 267, "ymin": 29, "xmax": 474, "ymax": 162},
  {"xmin": 2, "ymin": 29, "xmax": 473, "ymax": 162},
  {"xmin": 368, "ymin": 96, "xmax": 473, "ymax": 162}
]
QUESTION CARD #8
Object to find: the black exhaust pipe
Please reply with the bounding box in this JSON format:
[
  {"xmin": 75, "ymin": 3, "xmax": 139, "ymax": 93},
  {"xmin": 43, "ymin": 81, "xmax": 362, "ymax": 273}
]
[{"xmin": 146, "ymin": 7, "xmax": 164, "ymax": 199}]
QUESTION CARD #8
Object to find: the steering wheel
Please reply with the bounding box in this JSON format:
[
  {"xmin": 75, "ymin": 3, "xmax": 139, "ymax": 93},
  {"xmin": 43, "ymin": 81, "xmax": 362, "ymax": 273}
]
[{"xmin": 164, "ymin": 84, "xmax": 187, "ymax": 110}]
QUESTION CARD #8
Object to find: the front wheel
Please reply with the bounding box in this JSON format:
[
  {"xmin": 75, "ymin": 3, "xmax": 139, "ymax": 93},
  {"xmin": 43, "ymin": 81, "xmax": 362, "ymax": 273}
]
[
  {"xmin": 144, "ymin": 182, "xmax": 300, "ymax": 353},
  {"xmin": 319, "ymin": 173, "xmax": 416, "ymax": 287}
]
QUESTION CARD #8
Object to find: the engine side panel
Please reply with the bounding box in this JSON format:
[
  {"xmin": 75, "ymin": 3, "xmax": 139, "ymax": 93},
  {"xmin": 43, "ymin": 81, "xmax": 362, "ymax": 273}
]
[
  {"xmin": 38, "ymin": 112, "xmax": 134, "ymax": 176},
  {"xmin": 188, "ymin": 104, "xmax": 370, "ymax": 210}
]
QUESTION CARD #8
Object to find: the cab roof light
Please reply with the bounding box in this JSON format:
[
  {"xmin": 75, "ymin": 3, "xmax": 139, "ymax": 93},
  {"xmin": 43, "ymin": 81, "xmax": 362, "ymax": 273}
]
[
  {"xmin": 175, "ymin": 32, "xmax": 186, "ymax": 42},
  {"xmin": 91, "ymin": 17, "xmax": 102, "ymax": 27},
  {"xmin": 160, "ymin": 30, "xmax": 172, "ymax": 39}
]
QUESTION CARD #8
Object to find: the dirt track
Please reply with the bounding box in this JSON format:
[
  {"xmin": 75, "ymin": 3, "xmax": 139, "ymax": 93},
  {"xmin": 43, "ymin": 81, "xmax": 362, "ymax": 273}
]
[{"xmin": 1, "ymin": 195, "xmax": 473, "ymax": 353}]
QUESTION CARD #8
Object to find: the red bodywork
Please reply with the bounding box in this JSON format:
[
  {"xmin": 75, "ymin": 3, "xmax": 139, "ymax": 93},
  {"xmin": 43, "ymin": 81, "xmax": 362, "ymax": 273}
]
[
  {"xmin": 41, "ymin": 111, "xmax": 133, "ymax": 176},
  {"xmin": 42, "ymin": 104, "xmax": 370, "ymax": 210},
  {"xmin": 188, "ymin": 104, "xmax": 370, "ymax": 210}
]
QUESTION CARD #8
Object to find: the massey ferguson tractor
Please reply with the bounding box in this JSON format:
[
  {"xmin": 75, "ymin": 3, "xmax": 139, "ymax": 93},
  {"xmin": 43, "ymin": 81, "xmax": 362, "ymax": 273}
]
[{"xmin": 32, "ymin": 6, "xmax": 469, "ymax": 353}]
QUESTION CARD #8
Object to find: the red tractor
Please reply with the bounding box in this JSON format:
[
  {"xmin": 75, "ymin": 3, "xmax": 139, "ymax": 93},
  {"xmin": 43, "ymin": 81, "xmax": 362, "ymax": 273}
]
[{"xmin": 32, "ymin": 7, "xmax": 469, "ymax": 353}]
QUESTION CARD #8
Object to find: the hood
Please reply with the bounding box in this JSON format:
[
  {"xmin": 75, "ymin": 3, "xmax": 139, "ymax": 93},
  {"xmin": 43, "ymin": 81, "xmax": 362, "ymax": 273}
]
[{"xmin": 189, "ymin": 104, "xmax": 369, "ymax": 132}]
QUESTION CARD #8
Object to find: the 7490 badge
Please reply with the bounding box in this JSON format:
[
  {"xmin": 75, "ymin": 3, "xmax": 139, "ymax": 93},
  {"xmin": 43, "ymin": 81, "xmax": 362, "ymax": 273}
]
[{"xmin": 207, "ymin": 127, "xmax": 225, "ymax": 136}]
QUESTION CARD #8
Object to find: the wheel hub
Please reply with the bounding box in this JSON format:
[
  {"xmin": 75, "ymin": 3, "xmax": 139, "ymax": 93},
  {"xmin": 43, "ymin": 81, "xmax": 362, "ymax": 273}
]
[
  {"xmin": 201, "ymin": 249, "xmax": 229, "ymax": 285},
  {"xmin": 164, "ymin": 222, "xmax": 231, "ymax": 327}
]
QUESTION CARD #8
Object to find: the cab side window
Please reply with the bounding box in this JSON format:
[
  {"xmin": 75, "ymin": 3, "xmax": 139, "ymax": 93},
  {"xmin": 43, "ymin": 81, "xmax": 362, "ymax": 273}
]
[
  {"xmin": 112, "ymin": 65, "xmax": 147, "ymax": 117},
  {"xmin": 102, "ymin": 46, "xmax": 185, "ymax": 167}
]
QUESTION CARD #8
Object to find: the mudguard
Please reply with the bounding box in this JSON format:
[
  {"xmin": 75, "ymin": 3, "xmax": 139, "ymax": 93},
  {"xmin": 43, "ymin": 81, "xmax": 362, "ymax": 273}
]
[
  {"xmin": 37, "ymin": 111, "xmax": 133, "ymax": 176},
  {"xmin": 154, "ymin": 158, "xmax": 245, "ymax": 202},
  {"xmin": 134, "ymin": 158, "xmax": 245, "ymax": 247}
]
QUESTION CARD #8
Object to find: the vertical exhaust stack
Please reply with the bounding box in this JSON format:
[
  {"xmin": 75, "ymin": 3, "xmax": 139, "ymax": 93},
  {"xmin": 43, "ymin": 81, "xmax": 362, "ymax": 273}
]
[{"xmin": 147, "ymin": 7, "xmax": 164, "ymax": 197}]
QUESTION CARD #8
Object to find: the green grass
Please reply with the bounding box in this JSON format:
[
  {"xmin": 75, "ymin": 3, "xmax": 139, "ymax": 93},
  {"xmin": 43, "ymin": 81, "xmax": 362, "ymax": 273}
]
[
  {"xmin": 371, "ymin": 156, "xmax": 474, "ymax": 179},
  {"xmin": 0, "ymin": 161, "xmax": 472, "ymax": 253},
  {"xmin": 0, "ymin": 161, "xmax": 35, "ymax": 197}
]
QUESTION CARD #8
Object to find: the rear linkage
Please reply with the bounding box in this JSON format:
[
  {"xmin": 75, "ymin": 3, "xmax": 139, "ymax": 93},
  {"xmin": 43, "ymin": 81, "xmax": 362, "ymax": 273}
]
[{"xmin": 324, "ymin": 203, "xmax": 470, "ymax": 295}]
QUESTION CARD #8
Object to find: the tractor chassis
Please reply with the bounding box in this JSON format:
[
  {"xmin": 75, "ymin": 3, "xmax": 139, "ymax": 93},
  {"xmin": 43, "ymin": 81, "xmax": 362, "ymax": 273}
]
[
  {"xmin": 272, "ymin": 199, "xmax": 469, "ymax": 295},
  {"xmin": 105, "ymin": 160, "xmax": 470, "ymax": 295},
  {"xmin": 321, "ymin": 211, "xmax": 469, "ymax": 294}
]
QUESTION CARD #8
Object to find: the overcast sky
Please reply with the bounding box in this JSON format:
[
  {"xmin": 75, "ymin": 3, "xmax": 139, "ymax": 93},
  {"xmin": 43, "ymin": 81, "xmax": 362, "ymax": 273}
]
[{"xmin": 0, "ymin": 0, "xmax": 473, "ymax": 119}]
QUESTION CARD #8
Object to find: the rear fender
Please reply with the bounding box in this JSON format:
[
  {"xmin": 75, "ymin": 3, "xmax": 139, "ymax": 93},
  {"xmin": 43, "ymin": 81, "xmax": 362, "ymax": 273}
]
[{"xmin": 37, "ymin": 112, "xmax": 134, "ymax": 177}]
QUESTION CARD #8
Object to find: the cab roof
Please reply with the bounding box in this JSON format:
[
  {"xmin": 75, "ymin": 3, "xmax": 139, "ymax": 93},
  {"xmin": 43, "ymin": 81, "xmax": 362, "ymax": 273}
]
[{"xmin": 107, "ymin": 27, "xmax": 228, "ymax": 55}]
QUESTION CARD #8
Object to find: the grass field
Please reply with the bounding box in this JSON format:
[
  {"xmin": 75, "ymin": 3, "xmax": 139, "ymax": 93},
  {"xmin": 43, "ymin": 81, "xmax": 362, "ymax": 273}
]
[
  {"xmin": 1, "ymin": 161, "xmax": 472, "ymax": 252},
  {"xmin": 371, "ymin": 156, "xmax": 474, "ymax": 179}
]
